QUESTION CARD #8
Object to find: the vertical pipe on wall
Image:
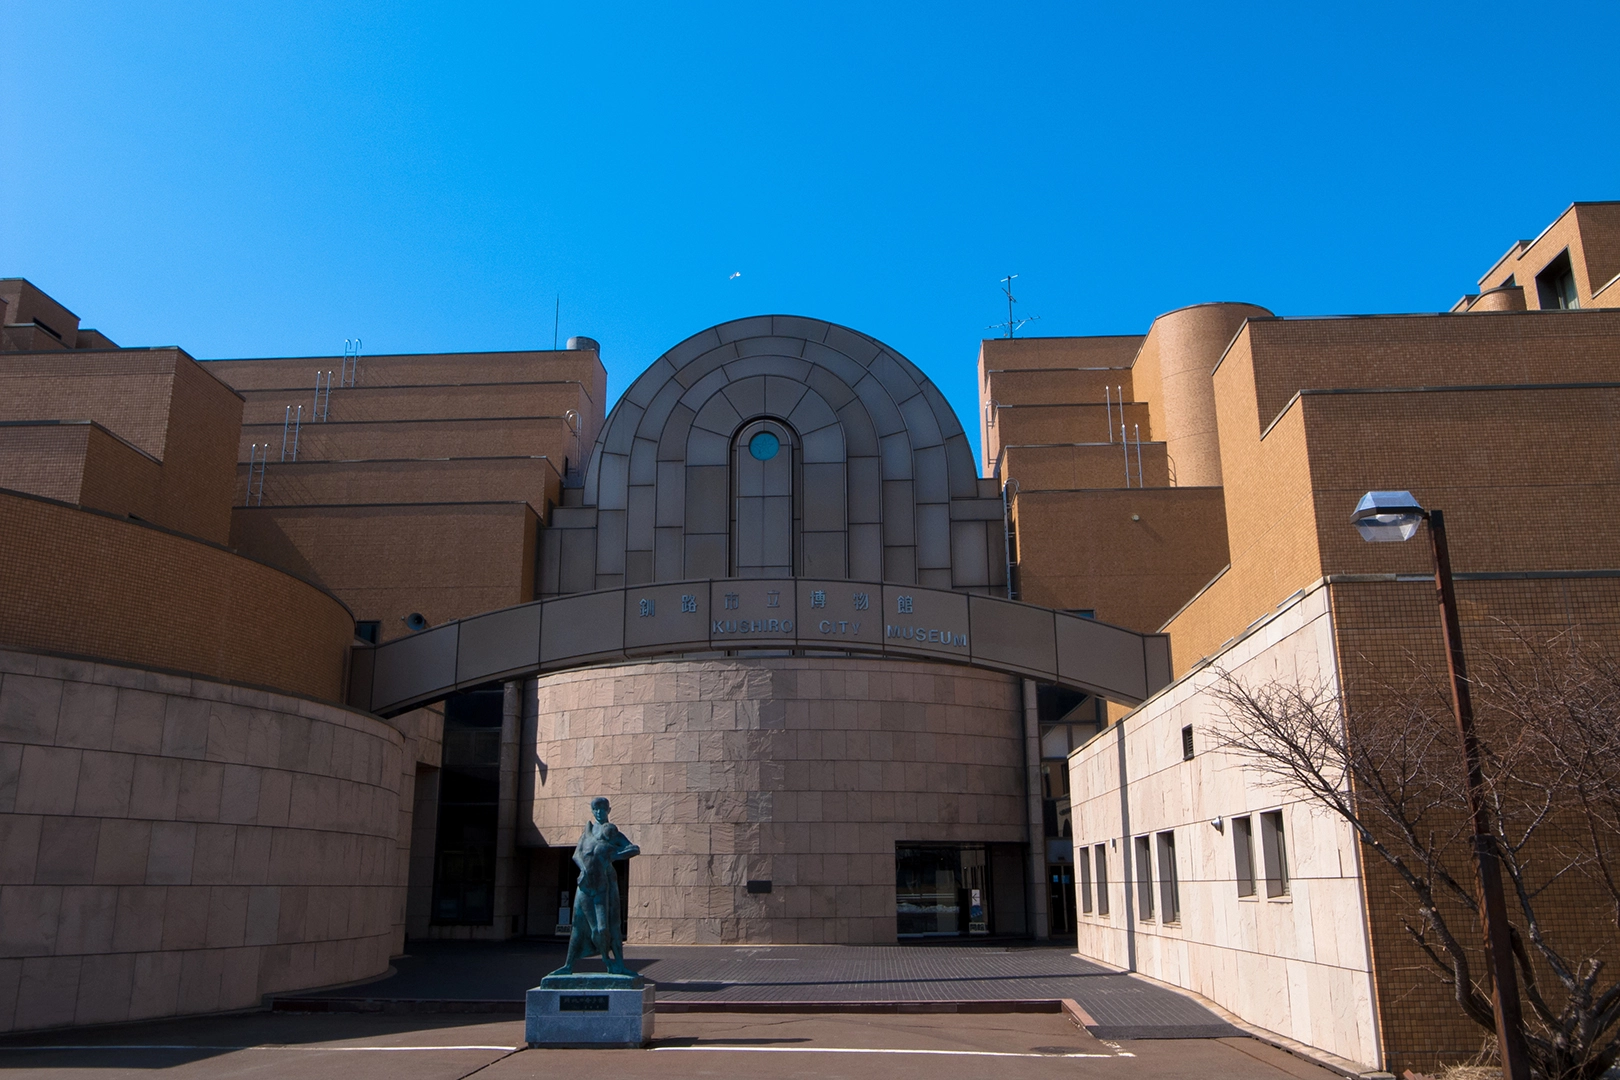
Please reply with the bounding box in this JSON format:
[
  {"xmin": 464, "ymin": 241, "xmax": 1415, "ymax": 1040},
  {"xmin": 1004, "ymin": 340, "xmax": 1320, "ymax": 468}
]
[
  {"xmin": 1023, "ymin": 678, "xmax": 1050, "ymax": 941},
  {"xmin": 1122, "ymin": 421, "xmax": 1131, "ymax": 487},
  {"xmin": 1134, "ymin": 424, "xmax": 1143, "ymax": 489},
  {"xmin": 1104, "ymin": 386, "xmax": 1112, "ymax": 443}
]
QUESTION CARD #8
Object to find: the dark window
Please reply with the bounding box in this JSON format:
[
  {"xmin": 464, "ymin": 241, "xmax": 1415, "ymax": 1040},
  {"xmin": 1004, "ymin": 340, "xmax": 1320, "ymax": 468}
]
[
  {"xmin": 896, "ymin": 844, "xmax": 992, "ymax": 937},
  {"xmin": 1181, "ymin": 725, "xmax": 1194, "ymax": 760},
  {"xmin": 1157, "ymin": 831, "xmax": 1180, "ymax": 924},
  {"xmin": 1233, "ymin": 815, "xmax": 1256, "ymax": 897},
  {"xmin": 1094, "ymin": 843, "xmax": 1109, "ymax": 915},
  {"xmin": 355, "ymin": 620, "xmax": 380, "ymax": 644},
  {"xmin": 1536, "ymin": 250, "xmax": 1580, "ymax": 310},
  {"xmin": 1134, "ymin": 835, "xmax": 1154, "ymax": 920},
  {"xmin": 431, "ymin": 688, "xmax": 504, "ymax": 924},
  {"xmin": 1078, "ymin": 845, "xmax": 1094, "ymax": 914},
  {"xmin": 1260, "ymin": 810, "xmax": 1289, "ymax": 898}
]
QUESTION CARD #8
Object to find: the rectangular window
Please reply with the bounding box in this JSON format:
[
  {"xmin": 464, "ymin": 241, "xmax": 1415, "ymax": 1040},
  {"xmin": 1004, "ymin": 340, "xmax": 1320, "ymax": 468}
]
[
  {"xmin": 1233, "ymin": 815, "xmax": 1256, "ymax": 897},
  {"xmin": 355, "ymin": 620, "xmax": 380, "ymax": 644},
  {"xmin": 1536, "ymin": 250, "xmax": 1580, "ymax": 310},
  {"xmin": 1079, "ymin": 845, "xmax": 1094, "ymax": 914},
  {"xmin": 1134, "ymin": 835, "xmax": 1154, "ymax": 919},
  {"xmin": 1181, "ymin": 725, "xmax": 1194, "ymax": 760},
  {"xmin": 1094, "ymin": 844, "xmax": 1109, "ymax": 915},
  {"xmin": 1260, "ymin": 810, "xmax": 1289, "ymax": 897},
  {"xmin": 1157, "ymin": 831, "xmax": 1180, "ymax": 924}
]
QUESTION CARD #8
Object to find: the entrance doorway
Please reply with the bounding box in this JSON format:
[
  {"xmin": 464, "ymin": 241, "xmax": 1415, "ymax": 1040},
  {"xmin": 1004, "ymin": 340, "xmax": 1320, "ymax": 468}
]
[
  {"xmin": 895, "ymin": 844, "xmax": 993, "ymax": 938},
  {"xmin": 548, "ymin": 847, "xmax": 629, "ymax": 941},
  {"xmin": 1048, "ymin": 862, "xmax": 1077, "ymax": 934}
]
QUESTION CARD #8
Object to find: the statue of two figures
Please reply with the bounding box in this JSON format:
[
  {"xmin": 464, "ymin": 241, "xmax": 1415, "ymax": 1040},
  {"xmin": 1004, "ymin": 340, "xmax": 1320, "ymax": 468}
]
[{"xmin": 548, "ymin": 796, "xmax": 640, "ymax": 980}]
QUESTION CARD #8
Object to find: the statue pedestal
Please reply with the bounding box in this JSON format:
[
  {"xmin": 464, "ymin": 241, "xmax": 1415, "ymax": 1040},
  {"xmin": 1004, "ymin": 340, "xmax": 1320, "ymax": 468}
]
[{"xmin": 525, "ymin": 974, "xmax": 654, "ymax": 1048}]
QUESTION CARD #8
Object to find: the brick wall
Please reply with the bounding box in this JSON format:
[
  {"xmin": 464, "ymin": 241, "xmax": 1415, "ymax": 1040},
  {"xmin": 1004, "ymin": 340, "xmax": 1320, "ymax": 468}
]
[
  {"xmin": 0, "ymin": 491, "xmax": 352, "ymax": 702},
  {"xmin": 230, "ymin": 502, "xmax": 537, "ymax": 642}
]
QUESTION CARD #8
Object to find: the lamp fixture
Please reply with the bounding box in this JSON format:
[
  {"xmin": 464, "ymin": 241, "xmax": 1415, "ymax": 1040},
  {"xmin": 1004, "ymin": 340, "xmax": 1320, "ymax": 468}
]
[{"xmin": 1350, "ymin": 490, "xmax": 1426, "ymax": 543}]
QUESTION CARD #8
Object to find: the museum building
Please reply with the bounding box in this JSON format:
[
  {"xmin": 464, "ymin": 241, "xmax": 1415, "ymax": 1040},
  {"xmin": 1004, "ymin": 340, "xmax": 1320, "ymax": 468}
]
[{"xmin": 3, "ymin": 202, "xmax": 1620, "ymax": 1076}]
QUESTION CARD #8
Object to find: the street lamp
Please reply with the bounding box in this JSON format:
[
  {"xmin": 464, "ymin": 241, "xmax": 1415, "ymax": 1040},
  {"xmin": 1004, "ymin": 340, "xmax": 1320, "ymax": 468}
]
[{"xmin": 1351, "ymin": 491, "xmax": 1531, "ymax": 1080}]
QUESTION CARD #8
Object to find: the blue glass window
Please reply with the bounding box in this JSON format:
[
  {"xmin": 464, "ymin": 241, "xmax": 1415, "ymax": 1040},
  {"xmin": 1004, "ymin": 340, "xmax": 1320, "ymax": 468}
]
[{"xmin": 748, "ymin": 431, "xmax": 780, "ymax": 461}]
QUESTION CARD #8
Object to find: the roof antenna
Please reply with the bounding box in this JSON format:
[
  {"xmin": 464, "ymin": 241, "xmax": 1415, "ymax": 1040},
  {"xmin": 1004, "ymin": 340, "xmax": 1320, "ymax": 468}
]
[
  {"xmin": 987, "ymin": 274, "xmax": 1040, "ymax": 338},
  {"xmin": 553, "ymin": 295, "xmax": 560, "ymax": 350}
]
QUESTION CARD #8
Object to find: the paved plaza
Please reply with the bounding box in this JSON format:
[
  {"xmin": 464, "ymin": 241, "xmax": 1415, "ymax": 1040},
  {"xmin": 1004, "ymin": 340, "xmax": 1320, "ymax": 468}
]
[
  {"xmin": 278, "ymin": 940, "xmax": 1239, "ymax": 1040},
  {"xmin": 0, "ymin": 1009, "xmax": 1338, "ymax": 1080},
  {"xmin": 0, "ymin": 943, "xmax": 1358, "ymax": 1079}
]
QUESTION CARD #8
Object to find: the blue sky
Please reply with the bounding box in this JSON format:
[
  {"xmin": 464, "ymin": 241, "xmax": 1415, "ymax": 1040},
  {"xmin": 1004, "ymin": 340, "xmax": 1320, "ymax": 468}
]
[{"xmin": 4, "ymin": 1, "xmax": 1617, "ymax": 460}]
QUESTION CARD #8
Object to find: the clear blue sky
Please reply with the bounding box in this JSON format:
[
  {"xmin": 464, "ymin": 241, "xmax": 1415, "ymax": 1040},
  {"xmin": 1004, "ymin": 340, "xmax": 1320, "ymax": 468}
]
[{"xmin": 4, "ymin": 2, "xmax": 1617, "ymax": 461}]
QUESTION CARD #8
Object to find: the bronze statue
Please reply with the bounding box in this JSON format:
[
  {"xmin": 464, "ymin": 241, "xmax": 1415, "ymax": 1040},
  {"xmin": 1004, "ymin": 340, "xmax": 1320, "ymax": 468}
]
[{"xmin": 549, "ymin": 796, "xmax": 639, "ymax": 977}]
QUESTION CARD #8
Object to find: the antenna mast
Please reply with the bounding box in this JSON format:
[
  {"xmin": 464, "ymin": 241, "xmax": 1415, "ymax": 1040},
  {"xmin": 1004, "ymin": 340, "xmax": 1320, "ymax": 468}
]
[{"xmin": 987, "ymin": 274, "xmax": 1040, "ymax": 338}]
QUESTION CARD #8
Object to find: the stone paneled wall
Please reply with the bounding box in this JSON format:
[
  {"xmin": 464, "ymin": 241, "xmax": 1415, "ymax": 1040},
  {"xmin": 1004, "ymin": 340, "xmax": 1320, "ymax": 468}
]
[
  {"xmin": 522, "ymin": 657, "xmax": 1026, "ymax": 945},
  {"xmin": 0, "ymin": 648, "xmax": 408, "ymax": 1033},
  {"xmin": 1068, "ymin": 583, "xmax": 1381, "ymax": 1070}
]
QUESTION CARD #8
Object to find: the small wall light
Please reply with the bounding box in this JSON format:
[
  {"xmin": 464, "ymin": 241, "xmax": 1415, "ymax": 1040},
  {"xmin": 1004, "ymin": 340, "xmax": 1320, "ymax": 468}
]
[
  {"xmin": 1210, "ymin": 816, "xmax": 1225, "ymax": 833},
  {"xmin": 1130, "ymin": 513, "xmax": 1141, "ymax": 522}
]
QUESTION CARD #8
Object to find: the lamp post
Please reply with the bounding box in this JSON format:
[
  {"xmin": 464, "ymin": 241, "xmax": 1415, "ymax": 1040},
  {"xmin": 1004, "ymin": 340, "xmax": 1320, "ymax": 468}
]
[{"xmin": 1351, "ymin": 491, "xmax": 1531, "ymax": 1080}]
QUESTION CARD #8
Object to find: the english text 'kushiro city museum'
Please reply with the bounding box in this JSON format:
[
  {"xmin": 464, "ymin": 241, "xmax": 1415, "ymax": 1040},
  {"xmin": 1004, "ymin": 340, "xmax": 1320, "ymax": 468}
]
[{"xmin": 5, "ymin": 201, "xmax": 1620, "ymax": 1072}]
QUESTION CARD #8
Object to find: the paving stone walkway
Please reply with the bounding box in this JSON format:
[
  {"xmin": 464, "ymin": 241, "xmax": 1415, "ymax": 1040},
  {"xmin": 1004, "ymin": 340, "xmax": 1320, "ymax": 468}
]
[{"xmin": 285, "ymin": 940, "xmax": 1237, "ymax": 1039}]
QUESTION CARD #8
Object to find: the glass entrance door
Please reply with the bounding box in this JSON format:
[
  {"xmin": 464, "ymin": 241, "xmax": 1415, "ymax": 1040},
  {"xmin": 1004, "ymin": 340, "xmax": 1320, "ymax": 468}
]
[{"xmin": 896, "ymin": 844, "xmax": 993, "ymax": 938}]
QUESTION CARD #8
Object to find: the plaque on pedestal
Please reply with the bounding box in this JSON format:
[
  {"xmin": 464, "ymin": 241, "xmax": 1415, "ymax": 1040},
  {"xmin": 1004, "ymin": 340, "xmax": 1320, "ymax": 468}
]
[{"xmin": 526, "ymin": 974, "xmax": 654, "ymax": 1048}]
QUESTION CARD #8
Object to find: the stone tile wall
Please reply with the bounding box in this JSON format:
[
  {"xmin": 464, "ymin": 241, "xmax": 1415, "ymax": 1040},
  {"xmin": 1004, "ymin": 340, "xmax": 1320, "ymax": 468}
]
[
  {"xmin": 522, "ymin": 657, "xmax": 1027, "ymax": 945},
  {"xmin": 1069, "ymin": 583, "xmax": 1382, "ymax": 1069},
  {"xmin": 0, "ymin": 648, "xmax": 409, "ymax": 1033}
]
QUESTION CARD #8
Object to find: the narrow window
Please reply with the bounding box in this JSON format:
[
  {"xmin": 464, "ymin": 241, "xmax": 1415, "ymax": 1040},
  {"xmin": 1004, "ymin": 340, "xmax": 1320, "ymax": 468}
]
[
  {"xmin": 1157, "ymin": 831, "xmax": 1180, "ymax": 923},
  {"xmin": 1260, "ymin": 810, "xmax": 1289, "ymax": 897},
  {"xmin": 1079, "ymin": 845, "xmax": 1094, "ymax": 914},
  {"xmin": 1181, "ymin": 725, "xmax": 1194, "ymax": 760},
  {"xmin": 1134, "ymin": 835, "xmax": 1154, "ymax": 919},
  {"xmin": 1094, "ymin": 844, "xmax": 1109, "ymax": 915},
  {"xmin": 1233, "ymin": 815, "xmax": 1256, "ymax": 897}
]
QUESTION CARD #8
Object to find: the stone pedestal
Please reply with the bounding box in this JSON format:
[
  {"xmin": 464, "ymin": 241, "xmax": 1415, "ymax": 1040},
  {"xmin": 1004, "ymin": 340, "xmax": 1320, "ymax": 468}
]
[{"xmin": 525, "ymin": 974, "xmax": 655, "ymax": 1048}]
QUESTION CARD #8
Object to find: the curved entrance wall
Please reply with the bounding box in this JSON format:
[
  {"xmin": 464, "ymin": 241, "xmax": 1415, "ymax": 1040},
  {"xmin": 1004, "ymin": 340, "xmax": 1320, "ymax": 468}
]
[
  {"xmin": 350, "ymin": 577, "xmax": 1172, "ymax": 717},
  {"xmin": 521, "ymin": 657, "xmax": 1026, "ymax": 944},
  {"xmin": 0, "ymin": 647, "xmax": 405, "ymax": 1033}
]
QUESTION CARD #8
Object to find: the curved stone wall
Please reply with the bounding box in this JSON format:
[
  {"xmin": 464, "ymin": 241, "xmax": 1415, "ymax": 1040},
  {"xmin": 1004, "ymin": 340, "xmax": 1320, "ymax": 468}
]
[
  {"xmin": 521, "ymin": 657, "xmax": 1026, "ymax": 944},
  {"xmin": 0, "ymin": 647, "xmax": 405, "ymax": 1033},
  {"xmin": 0, "ymin": 490, "xmax": 353, "ymax": 702},
  {"xmin": 1141, "ymin": 302, "xmax": 1272, "ymax": 487}
]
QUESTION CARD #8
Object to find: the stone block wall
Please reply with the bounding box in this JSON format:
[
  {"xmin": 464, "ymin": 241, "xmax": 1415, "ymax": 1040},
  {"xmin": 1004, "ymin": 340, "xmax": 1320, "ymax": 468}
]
[
  {"xmin": 0, "ymin": 647, "xmax": 409, "ymax": 1032},
  {"xmin": 522, "ymin": 656, "xmax": 1027, "ymax": 945}
]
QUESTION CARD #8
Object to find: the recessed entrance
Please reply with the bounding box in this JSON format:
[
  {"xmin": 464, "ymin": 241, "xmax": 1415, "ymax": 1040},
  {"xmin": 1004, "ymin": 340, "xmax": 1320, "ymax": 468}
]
[{"xmin": 894, "ymin": 843, "xmax": 1029, "ymax": 939}]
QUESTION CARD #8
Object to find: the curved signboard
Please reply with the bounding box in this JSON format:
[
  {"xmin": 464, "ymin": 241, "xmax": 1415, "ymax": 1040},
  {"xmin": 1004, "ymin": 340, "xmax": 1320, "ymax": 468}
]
[{"xmin": 348, "ymin": 578, "xmax": 1171, "ymax": 718}]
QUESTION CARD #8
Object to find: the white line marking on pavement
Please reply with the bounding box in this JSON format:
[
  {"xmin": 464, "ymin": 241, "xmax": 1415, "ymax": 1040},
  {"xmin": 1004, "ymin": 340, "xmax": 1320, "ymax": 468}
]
[{"xmin": 652, "ymin": 1045, "xmax": 1121, "ymax": 1059}]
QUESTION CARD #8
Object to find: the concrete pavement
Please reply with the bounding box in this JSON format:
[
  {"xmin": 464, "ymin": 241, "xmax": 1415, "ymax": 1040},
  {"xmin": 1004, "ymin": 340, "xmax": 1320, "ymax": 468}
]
[{"xmin": 0, "ymin": 1010, "xmax": 1339, "ymax": 1080}]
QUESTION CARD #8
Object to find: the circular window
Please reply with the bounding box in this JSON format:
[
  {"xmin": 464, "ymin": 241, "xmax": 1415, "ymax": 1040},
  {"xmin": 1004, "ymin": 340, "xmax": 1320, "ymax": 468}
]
[{"xmin": 748, "ymin": 431, "xmax": 780, "ymax": 461}]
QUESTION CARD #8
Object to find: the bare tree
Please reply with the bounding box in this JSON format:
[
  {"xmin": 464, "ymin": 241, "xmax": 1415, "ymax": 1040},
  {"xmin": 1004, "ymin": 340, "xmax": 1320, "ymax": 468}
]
[{"xmin": 1213, "ymin": 629, "xmax": 1620, "ymax": 1080}]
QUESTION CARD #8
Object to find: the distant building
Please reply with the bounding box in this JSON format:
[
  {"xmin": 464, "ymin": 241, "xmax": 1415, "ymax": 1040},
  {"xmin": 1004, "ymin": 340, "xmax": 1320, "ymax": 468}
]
[
  {"xmin": 1, "ymin": 202, "xmax": 1616, "ymax": 1075},
  {"xmin": 983, "ymin": 202, "xmax": 1620, "ymax": 1071}
]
